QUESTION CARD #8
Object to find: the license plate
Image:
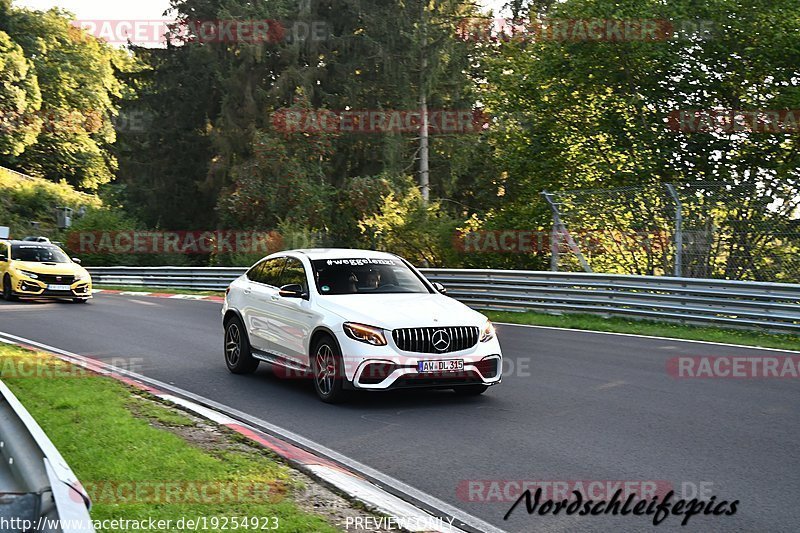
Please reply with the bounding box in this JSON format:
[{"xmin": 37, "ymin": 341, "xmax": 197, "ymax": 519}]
[
  {"xmin": 48, "ymin": 284, "xmax": 71, "ymax": 291},
  {"xmin": 418, "ymin": 359, "xmax": 464, "ymax": 373}
]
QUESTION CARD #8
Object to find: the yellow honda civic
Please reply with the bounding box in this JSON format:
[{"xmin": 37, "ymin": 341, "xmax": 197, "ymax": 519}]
[{"xmin": 0, "ymin": 240, "xmax": 92, "ymax": 303}]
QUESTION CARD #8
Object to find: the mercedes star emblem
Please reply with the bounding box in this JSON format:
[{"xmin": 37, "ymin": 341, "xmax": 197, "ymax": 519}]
[{"xmin": 432, "ymin": 329, "xmax": 451, "ymax": 352}]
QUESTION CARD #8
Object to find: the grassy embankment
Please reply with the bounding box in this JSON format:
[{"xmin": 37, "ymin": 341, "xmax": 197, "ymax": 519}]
[{"xmin": 0, "ymin": 344, "xmax": 368, "ymax": 532}]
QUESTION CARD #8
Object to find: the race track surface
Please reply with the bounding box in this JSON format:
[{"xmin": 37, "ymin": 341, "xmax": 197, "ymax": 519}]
[{"xmin": 2, "ymin": 294, "xmax": 798, "ymax": 532}]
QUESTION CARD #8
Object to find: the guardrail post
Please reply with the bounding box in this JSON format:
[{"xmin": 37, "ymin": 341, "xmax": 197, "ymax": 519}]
[
  {"xmin": 665, "ymin": 184, "xmax": 684, "ymax": 277},
  {"xmin": 542, "ymin": 191, "xmax": 593, "ymax": 273}
]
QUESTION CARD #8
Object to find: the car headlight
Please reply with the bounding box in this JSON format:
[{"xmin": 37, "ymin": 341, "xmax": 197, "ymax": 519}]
[
  {"xmin": 74, "ymin": 271, "xmax": 88, "ymax": 281},
  {"xmin": 480, "ymin": 321, "xmax": 496, "ymax": 342},
  {"xmin": 343, "ymin": 322, "xmax": 388, "ymax": 346},
  {"xmin": 17, "ymin": 270, "xmax": 39, "ymax": 280}
]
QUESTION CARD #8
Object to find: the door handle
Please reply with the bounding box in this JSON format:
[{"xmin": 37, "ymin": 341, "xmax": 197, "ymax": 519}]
[
  {"xmin": 270, "ymin": 296, "xmax": 279, "ymax": 301},
  {"xmin": 244, "ymin": 287, "xmax": 252, "ymax": 295}
]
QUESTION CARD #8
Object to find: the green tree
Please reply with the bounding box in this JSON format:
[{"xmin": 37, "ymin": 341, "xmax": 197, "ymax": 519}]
[
  {"xmin": 477, "ymin": 0, "xmax": 800, "ymax": 275},
  {"xmin": 0, "ymin": 30, "xmax": 41, "ymax": 156},
  {"xmin": 119, "ymin": 0, "xmax": 487, "ymax": 239},
  {"xmin": 1, "ymin": 5, "xmax": 131, "ymax": 188},
  {"xmin": 360, "ymin": 182, "xmax": 461, "ymax": 266}
]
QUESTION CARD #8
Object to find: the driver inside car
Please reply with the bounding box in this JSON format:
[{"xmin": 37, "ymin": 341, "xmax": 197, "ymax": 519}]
[{"xmin": 363, "ymin": 269, "xmax": 381, "ymax": 290}]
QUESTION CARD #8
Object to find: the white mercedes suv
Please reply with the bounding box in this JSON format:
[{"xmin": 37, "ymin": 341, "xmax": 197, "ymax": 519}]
[{"xmin": 222, "ymin": 249, "xmax": 503, "ymax": 403}]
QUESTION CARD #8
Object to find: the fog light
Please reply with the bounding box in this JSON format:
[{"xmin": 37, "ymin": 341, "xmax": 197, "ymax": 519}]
[{"xmin": 20, "ymin": 281, "xmax": 40, "ymax": 292}]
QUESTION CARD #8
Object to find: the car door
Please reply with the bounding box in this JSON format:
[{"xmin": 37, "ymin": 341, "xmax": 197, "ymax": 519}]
[
  {"xmin": 241, "ymin": 257, "xmax": 285, "ymax": 353},
  {"xmin": 269, "ymin": 256, "xmax": 319, "ymax": 368},
  {"xmin": 0, "ymin": 242, "xmax": 9, "ymax": 277}
]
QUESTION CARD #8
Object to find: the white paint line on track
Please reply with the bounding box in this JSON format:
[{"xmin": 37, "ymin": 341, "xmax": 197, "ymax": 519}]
[
  {"xmin": 0, "ymin": 330, "xmax": 498, "ymax": 533},
  {"xmin": 158, "ymin": 394, "xmax": 238, "ymax": 425},
  {"xmin": 304, "ymin": 464, "xmax": 459, "ymax": 532},
  {"xmin": 496, "ymin": 322, "xmax": 800, "ymax": 353},
  {"xmin": 117, "ymin": 291, "xmax": 153, "ymax": 296}
]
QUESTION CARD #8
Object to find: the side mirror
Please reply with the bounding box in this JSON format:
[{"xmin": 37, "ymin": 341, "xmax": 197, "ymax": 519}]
[
  {"xmin": 72, "ymin": 257, "xmax": 82, "ymax": 264},
  {"xmin": 279, "ymin": 284, "xmax": 306, "ymax": 299},
  {"xmin": 433, "ymin": 282, "xmax": 447, "ymax": 294}
]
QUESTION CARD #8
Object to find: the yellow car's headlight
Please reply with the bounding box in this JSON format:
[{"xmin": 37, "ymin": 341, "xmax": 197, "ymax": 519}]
[
  {"xmin": 17, "ymin": 270, "xmax": 40, "ymax": 280},
  {"xmin": 74, "ymin": 271, "xmax": 89, "ymax": 282}
]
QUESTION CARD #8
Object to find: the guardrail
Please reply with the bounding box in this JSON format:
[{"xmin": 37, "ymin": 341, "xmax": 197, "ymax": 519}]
[
  {"xmin": 0, "ymin": 164, "xmax": 36, "ymax": 181},
  {"xmin": 0, "ymin": 380, "xmax": 94, "ymax": 532},
  {"xmin": 89, "ymin": 266, "xmax": 247, "ymax": 290},
  {"xmin": 86, "ymin": 267, "xmax": 800, "ymax": 332}
]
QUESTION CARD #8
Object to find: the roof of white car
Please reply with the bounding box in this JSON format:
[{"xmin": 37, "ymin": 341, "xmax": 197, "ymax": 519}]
[{"xmin": 290, "ymin": 248, "xmax": 399, "ymax": 260}]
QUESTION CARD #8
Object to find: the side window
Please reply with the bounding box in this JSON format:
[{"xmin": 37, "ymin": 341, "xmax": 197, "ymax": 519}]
[
  {"xmin": 246, "ymin": 261, "xmax": 266, "ymax": 283},
  {"xmin": 246, "ymin": 258, "xmax": 285, "ymax": 286},
  {"xmin": 0, "ymin": 243, "xmax": 7, "ymax": 261},
  {"xmin": 280, "ymin": 258, "xmax": 308, "ymax": 292},
  {"xmin": 259, "ymin": 258, "xmax": 286, "ymax": 287}
]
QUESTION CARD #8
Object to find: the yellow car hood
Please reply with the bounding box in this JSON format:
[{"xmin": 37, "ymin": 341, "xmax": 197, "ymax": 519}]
[{"xmin": 14, "ymin": 261, "xmax": 87, "ymax": 277}]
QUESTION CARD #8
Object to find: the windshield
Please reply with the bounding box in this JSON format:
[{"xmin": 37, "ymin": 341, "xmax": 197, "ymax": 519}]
[
  {"xmin": 311, "ymin": 258, "xmax": 431, "ymax": 295},
  {"xmin": 11, "ymin": 244, "xmax": 71, "ymax": 263}
]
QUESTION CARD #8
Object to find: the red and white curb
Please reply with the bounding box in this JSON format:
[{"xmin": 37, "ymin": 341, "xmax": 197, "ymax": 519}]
[
  {"xmin": 0, "ymin": 331, "xmax": 504, "ymax": 533},
  {"xmin": 93, "ymin": 289, "xmax": 224, "ymax": 302}
]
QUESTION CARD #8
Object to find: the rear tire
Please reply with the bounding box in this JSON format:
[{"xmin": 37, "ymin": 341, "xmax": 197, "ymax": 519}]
[
  {"xmin": 454, "ymin": 384, "xmax": 489, "ymax": 396},
  {"xmin": 2, "ymin": 276, "xmax": 18, "ymax": 302},
  {"xmin": 224, "ymin": 316, "xmax": 259, "ymax": 374},
  {"xmin": 311, "ymin": 335, "xmax": 347, "ymax": 404}
]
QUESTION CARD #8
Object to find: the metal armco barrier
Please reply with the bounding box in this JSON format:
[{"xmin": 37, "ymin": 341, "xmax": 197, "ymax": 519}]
[
  {"xmin": 0, "ymin": 380, "xmax": 94, "ymax": 532},
  {"xmin": 87, "ymin": 267, "xmax": 800, "ymax": 332},
  {"xmin": 0, "ymin": 165, "xmax": 36, "ymax": 181},
  {"xmin": 88, "ymin": 266, "xmax": 246, "ymax": 290},
  {"xmin": 423, "ymin": 270, "xmax": 800, "ymax": 333}
]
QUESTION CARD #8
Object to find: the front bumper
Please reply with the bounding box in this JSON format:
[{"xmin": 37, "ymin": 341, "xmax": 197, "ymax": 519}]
[
  {"xmin": 336, "ymin": 331, "xmax": 503, "ymax": 390},
  {"xmin": 12, "ymin": 277, "xmax": 92, "ymax": 299}
]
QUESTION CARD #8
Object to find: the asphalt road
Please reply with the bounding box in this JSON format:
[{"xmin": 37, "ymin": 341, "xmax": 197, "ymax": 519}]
[{"xmin": 1, "ymin": 294, "xmax": 798, "ymax": 532}]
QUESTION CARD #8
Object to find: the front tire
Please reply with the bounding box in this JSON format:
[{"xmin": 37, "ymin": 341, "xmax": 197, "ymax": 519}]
[
  {"xmin": 2, "ymin": 276, "xmax": 18, "ymax": 302},
  {"xmin": 311, "ymin": 335, "xmax": 347, "ymax": 404},
  {"xmin": 224, "ymin": 316, "xmax": 259, "ymax": 374},
  {"xmin": 73, "ymin": 298, "xmax": 89, "ymax": 304}
]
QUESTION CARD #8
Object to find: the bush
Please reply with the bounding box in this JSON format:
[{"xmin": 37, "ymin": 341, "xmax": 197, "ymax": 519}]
[
  {"xmin": 66, "ymin": 208, "xmax": 200, "ymax": 267},
  {"xmin": 359, "ymin": 182, "xmax": 462, "ymax": 267},
  {"xmin": 0, "ymin": 167, "xmax": 101, "ymax": 239}
]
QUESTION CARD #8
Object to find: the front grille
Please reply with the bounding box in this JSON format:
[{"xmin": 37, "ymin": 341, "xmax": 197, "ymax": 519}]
[
  {"xmin": 392, "ymin": 326, "xmax": 479, "ymax": 354},
  {"xmin": 35, "ymin": 274, "xmax": 75, "ymax": 285}
]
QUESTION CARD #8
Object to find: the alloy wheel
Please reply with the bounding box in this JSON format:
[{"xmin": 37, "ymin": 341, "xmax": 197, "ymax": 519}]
[
  {"xmin": 225, "ymin": 323, "xmax": 241, "ymax": 367},
  {"xmin": 315, "ymin": 344, "xmax": 336, "ymax": 396}
]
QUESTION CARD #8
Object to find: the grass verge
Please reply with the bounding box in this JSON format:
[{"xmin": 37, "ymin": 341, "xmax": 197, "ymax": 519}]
[
  {"xmin": 0, "ymin": 344, "xmax": 347, "ymax": 532},
  {"xmin": 485, "ymin": 310, "xmax": 800, "ymax": 351}
]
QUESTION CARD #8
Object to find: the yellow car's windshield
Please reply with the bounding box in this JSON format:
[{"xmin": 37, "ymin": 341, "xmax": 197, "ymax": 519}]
[{"xmin": 11, "ymin": 244, "xmax": 71, "ymax": 263}]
